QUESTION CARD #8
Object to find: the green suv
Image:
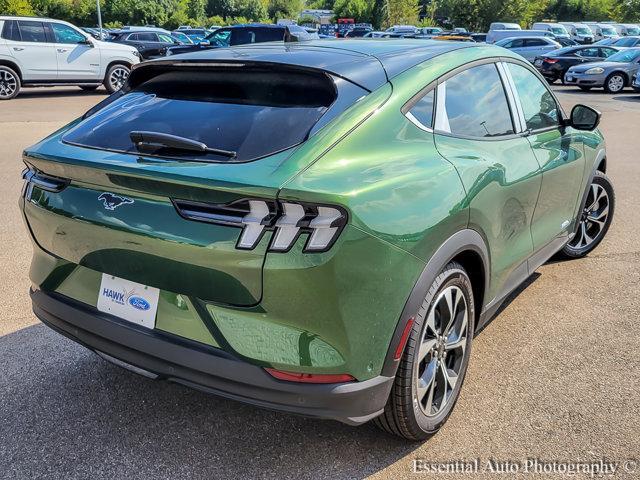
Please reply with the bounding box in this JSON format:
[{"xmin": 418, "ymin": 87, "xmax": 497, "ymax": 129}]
[{"xmin": 21, "ymin": 40, "xmax": 614, "ymax": 440}]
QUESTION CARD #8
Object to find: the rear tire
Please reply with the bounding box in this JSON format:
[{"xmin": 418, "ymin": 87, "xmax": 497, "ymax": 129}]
[
  {"xmin": 559, "ymin": 171, "xmax": 614, "ymax": 259},
  {"xmin": 103, "ymin": 64, "xmax": 130, "ymax": 94},
  {"xmin": 373, "ymin": 262, "xmax": 475, "ymax": 441},
  {"xmin": 0, "ymin": 65, "xmax": 20, "ymax": 100}
]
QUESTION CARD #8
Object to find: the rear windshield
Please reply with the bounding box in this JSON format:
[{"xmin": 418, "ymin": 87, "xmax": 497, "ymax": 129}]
[{"xmin": 62, "ymin": 68, "xmax": 336, "ymax": 162}]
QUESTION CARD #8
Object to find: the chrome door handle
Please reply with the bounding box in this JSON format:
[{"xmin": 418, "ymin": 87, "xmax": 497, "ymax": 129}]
[
  {"xmin": 13, "ymin": 47, "xmax": 25, "ymax": 51},
  {"xmin": 57, "ymin": 48, "xmax": 68, "ymax": 53}
]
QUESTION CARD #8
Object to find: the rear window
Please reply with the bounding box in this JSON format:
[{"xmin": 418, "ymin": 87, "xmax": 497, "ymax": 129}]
[{"xmin": 62, "ymin": 68, "xmax": 337, "ymax": 162}]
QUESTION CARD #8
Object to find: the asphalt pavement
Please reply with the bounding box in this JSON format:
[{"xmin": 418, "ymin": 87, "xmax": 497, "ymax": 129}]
[{"xmin": 0, "ymin": 86, "xmax": 638, "ymax": 479}]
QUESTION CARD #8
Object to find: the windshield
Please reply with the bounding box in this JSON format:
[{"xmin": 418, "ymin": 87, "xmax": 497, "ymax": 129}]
[
  {"xmin": 627, "ymin": 27, "xmax": 640, "ymax": 35},
  {"xmin": 576, "ymin": 27, "xmax": 591, "ymax": 35},
  {"xmin": 601, "ymin": 26, "xmax": 617, "ymax": 35},
  {"xmin": 614, "ymin": 37, "xmax": 639, "ymax": 47},
  {"xmin": 551, "ymin": 26, "xmax": 567, "ymax": 35},
  {"xmin": 607, "ymin": 49, "xmax": 640, "ymax": 62}
]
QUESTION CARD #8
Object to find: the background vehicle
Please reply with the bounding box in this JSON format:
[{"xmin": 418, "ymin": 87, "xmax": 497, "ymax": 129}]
[
  {"xmin": 176, "ymin": 28, "xmax": 209, "ymax": 43},
  {"xmin": 565, "ymin": 47, "xmax": 640, "ymax": 92},
  {"xmin": 534, "ymin": 45, "xmax": 620, "ymax": 83},
  {"xmin": 421, "ymin": 27, "xmax": 443, "ymax": 35},
  {"xmin": 385, "ymin": 25, "xmax": 419, "ymax": 35},
  {"xmin": 471, "ymin": 33, "xmax": 487, "ymax": 42},
  {"xmin": 336, "ymin": 18, "xmax": 354, "ymax": 37},
  {"xmin": 611, "ymin": 36, "xmax": 640, "ymax": 48},
  {"xmin": 489, "ymin": 22, "xmax": 521, "ymax": 31},
  {"xmin": 584, "ymin": 23, "xmax": 619, "ymax": 41},
  {"xmin": 344, "ymin": 27, "xmax": 372, "ymax": 38},
  {"xmin": 495, "ymin": 36, "xmax": 561, "ymax": 61},
  {"xmin": 21, "ymin": 39, "xmax": 612, "ymax": 442},
  {"xmin": 433, "ymin": 35, "xmax": 475, "ymax": 42},
  {"xmin": 108, "ymin": 29, "xmax": 184, "ymax": 59},
  {"xmin": 166, "ymin": 24, "xmax": 299, "ymax": 55},
  {"xmin": 363, "ymin": 31, "xmax": 390, "ymax": 38},
  {"xmin": 487, "ymin": 28, "xmax": 553, "ymax": 44},
  {"xmin": 452, "ymin": 27, "xmax": 468, "ymax": 34},
  {"xmin": 532, "ymin": 22, "xmax": 570, "ymax": 39},
  {"xmin": 610, "ymin": 23, "xmax": 640, "ymax": 36},
  {"xmin": 559, "ymin": 22, "xmax": 595, "ymax": 44},
  {"xmin": 632, "ymin": 71, "xmax": 640, "ymax": 91},
  {"xmin": 0, "ymin": 16, "xmax": 139, "ymax": 99},
  {"xmin": 555, "ymin": 37, "xmax": 579, "ymax": 47}
]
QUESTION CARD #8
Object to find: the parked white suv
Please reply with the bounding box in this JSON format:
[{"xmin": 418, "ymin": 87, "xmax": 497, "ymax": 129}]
[{"xmin": 0, "ymin": 16, "xmax": 140, "ymax": 100}]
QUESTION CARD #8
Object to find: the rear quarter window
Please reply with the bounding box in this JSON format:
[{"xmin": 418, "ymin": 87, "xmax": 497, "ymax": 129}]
[{"xmin": 62, "ymin": 68, "xmax": 338, "ymax": 162}]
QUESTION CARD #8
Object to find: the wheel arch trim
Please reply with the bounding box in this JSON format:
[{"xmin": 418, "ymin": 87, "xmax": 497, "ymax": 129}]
[
  {"xmin": 574, "ymin": 149, "xmax": 606, "ymax": 235},
  {"xmin": 380, "ymin": 229, "xmax": 490, "ymax": 377}
]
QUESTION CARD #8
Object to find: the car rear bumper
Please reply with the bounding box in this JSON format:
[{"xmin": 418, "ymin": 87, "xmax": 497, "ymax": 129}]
[{"xmin": 31, "ymin": 288, "xmax": 394, "ymax": 425}]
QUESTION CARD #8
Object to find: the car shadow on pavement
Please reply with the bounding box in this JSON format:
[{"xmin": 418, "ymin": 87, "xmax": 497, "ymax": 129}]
[
  {"xmin": 0, "ymin": 323, "xmax": 418, "ymax": 480},
  {"xmin": 612, "ymin": 94, "xmax": 640, "ymax": 102},
  {"xmin": 14, "ymin": 88, "xmax": 106, "ymax": 100}
]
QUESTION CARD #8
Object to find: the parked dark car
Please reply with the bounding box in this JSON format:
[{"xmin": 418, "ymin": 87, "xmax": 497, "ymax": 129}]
[
  {"xmin": 611, "ymin": 36, "xmax": 640, "ymax": 48},
  {"xmin": 555, "ymin": 37, "xmax": 579, "ymax": 47},
  {"xmin": 534, "ymin": 45, "xmax": 620, "ymax": 83},
  {"xmin": 175, "ymin": 28, "xmax": 208, "ymax": 42},
  {"xmin": 345, "ymin": 27, "xmax": 372, "ymax": 38},
  {"xmin": 166, "ymin": 24, "xmax": 308, "ymax": 56},
  {"xmin": 108, "ymin": 30, "xmax": 184, "ymax": 59}
]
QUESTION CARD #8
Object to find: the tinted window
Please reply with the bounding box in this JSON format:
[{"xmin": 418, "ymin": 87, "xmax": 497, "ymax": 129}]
[
  {"xmin": 437, "ymin": 64, "xmax": 514, "ymax": 138},
  {"xmin": 231, "ymin": 28, "xmax": 283, "ymax": 45},
  {"xmin": 507, "ymin": 63, "xmax": 559, "ymax": 131},
  {"xmin": 62, "ymin": 69, "xmax": 337, "ymax": 162},
  {"xmin": 17, "ymin": 21, "xmax": 47, "ymax": 43},
  {"xmin": 137, "ymin": 32, "xmax": 158, "ymax": 42},
  {"xmin": 524, "ymin": 39, "xmax": 546, "ymax": 47},
  {"xmin": 577, "ymin": 47, "xmax": 600, "ymax": 58},
  {"xmin": 601, "ymin": 48, "xmax": 617, "ymax": 57},
  {"xmin": 407, "ymin": 89, "xmax": 434, "ymax": 129},
  {"xmin": 126, "ymin": 33, "xmax": 139, "ymax": 41},
  {"xmin": 51, "ymin": 23, "xmax": 86, "ymax": 44},
  {"xmin": 1, "ymin": 20, "xmax": 21, "ymax": 41},
  {"xmin": 158, "ymin": 33, "xmax": 174, "ymax": 43}
]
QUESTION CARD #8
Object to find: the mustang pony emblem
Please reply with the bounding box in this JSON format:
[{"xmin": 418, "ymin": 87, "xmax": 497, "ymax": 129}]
[{"xmin": 98, "ymin": 192, "xmax": 134, "ymax": 211}]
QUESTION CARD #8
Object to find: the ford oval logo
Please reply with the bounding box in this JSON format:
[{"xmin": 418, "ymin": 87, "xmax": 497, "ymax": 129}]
[{"xmin": 128, "ymin": 296, "xmax": 150, "ymax": 311}]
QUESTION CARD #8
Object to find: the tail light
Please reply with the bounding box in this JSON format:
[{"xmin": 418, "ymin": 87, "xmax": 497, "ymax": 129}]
[
  {"xmin": 544, "ymin": 58, "xmax": 559, "ymax": 64},
  {"xmin": 265, "ymin": 368, "xmax": 355, "ymax": 383},
  {"xmin": 173, "ymin": 198, "xmax": 347, "ymax": 253}
]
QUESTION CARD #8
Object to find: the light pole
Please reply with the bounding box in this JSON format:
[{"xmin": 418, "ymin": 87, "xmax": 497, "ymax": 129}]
[{"xmin": 96, "ymin": 0, "xmax": 103, "ymax": 38}]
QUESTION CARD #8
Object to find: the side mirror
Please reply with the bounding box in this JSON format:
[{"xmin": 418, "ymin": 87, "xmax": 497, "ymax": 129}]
[
  {"xmin": 569, "ymin": 104, "xmax": 601, "ymax": 131},
  {"xmin": 82, "ymin": 38, "xmax": 94, "ymax": 47}
]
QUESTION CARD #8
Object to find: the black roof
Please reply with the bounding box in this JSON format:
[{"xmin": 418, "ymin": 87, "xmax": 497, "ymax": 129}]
[{"xmin": 152, "ymin": 40, "xmax": 480, "ymax": 91}]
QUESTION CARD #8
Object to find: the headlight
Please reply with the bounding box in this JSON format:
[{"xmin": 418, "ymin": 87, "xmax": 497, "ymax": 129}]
[{"xmin": 585, "ymin": 67, "xmax": 605, "ymax": 75}]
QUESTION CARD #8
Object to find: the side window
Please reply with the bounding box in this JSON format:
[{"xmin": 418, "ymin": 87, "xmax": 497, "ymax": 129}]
[
  {"xmin": 524, "ymin": 39, "xmax": 545, "ymax": 47},
  {"xmin": 406, "ymin": 89, "xmax": 434, "ymax": 129},
  {"xmin": 510, "ymin": 39, "xmax": 524, "ymax": 48},
  {"xmin": 507, "ymin": 63, "xmax": 559, "ymax": 131},
  {"xmin": 51, "ymin": 23, "xmax": 86, "ymax": 44},
  {"xmin": 137, "ymin": 33, "xmax": 158, "ymax": 42},
  {"xmin": 436, "ymin": 64, "xmax": 514, "ymax": 138},
  {"xmin": 158, "ymin": 34, "xmax": 174, "ymax": 43},
  {"xmin": 126, "ymin": 33, "xmax": 139, "ymax": 41},
  {"xmin": 210, "ymin": 29, "xmax": 231, "ymax": 47},
  {"xmin": 601, "ymin": 48, "xmax": 617, "ymax": 57},
  {"xmin": 577, "ymin": 47, "xmax": 600, "ymax": 58},
  {"xmin": 17, "ymin": 21, "xmax": 48, "ymax": 43},
  {"xmin": 1, "ymin": 20, "xmax": 22, "ymax": 41}
]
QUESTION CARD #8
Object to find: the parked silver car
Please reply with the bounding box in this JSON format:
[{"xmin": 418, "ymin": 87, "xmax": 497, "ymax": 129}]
[
  {"xmin": 495, "ymin": 36, "xmax": 561, "ymax": 61},
  {"xmin": 564, "ymin": 47, "xmax": 640, "ymax": 92}
]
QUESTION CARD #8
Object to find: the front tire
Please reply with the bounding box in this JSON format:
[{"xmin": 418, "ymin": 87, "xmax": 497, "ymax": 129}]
[
  {"xmin": 103, "ymin": 64, "xmax": 130, "ymax": 94},
  {"xmin": 0, "ymin": 65, "xmax": 21, "ymax": 100},
  {"xmin": 560, "ymin": 171, "xmax": 615, "ymax": 258},
  {"xmin": 374, "ymin": 262, "xmax": 474, "ymax": 440},
  {"xmin": 604, "ymin": 73, "xmax": 625, "ymax": 93}
]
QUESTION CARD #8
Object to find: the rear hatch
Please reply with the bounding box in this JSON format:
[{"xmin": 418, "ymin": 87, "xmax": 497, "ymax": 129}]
[{"xmin": 22, "ymin": 62, "xmax": 366, "ymax": 306}]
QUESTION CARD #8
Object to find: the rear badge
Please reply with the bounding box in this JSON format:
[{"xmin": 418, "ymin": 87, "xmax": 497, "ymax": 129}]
[{"xmin": 98, "ymin": 192, "xmax": 134, "ymax": 210}]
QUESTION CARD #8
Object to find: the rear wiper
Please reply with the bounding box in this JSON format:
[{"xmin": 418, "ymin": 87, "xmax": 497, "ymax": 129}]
[{"xmin": 130, "ymin": 131, "xmax": 237, "ymax": 158}]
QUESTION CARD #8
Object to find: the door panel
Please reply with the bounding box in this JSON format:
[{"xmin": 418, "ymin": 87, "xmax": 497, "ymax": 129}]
[
  {"xmin": 431, "ymin": 62, "xmax": 542, "ymax": 302},
  {"xmin": 6, "ymin": 20, "xmax": 57, "ymax": 81},
  {"xmin": 505, "ymin": 62, "xmax": 586, "ymax": 249},
  {"xmin": 435, "ymin": 135, "xmax": 541, "ymax": 301},
  {"xmin": 50, "ymin": 22, "xmax": 101, "ymax": 79}
]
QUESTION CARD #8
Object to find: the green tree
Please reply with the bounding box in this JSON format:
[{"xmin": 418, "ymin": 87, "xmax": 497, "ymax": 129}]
[
  {"xmin": 187, "ymin": 0, "xmax": 207, "ymax": 21},
  {"xmin": 333, "ymin": 0, "xmax": 374, "ymax": 23},
  {"xmin": 387, "ymin": 0, "xmax": 419, "ymax": 26},
  {"xmin": 0, "ymin": 0, "xmax": 35, "ymax": 15},
  {"xmin": 267, "ymin": 0, "xmax": 303, "ymax": 21}
]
